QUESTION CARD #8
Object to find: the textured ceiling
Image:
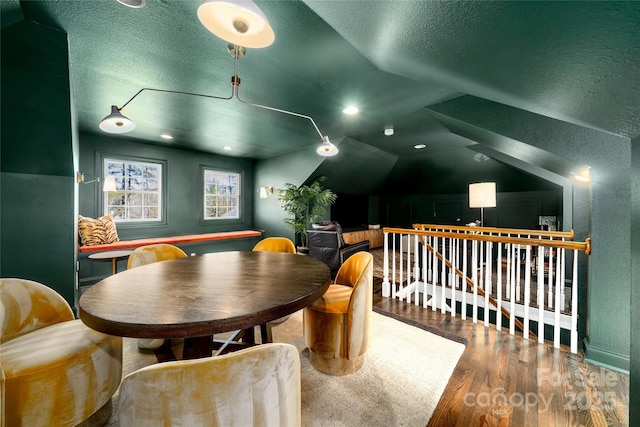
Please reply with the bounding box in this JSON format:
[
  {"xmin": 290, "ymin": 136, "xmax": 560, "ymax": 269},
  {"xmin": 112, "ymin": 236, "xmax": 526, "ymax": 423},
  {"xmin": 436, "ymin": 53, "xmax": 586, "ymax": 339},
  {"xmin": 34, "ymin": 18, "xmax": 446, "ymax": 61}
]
[{"xmin": 5, "ymin": 1, "xmax": 639, "ymax": 183}]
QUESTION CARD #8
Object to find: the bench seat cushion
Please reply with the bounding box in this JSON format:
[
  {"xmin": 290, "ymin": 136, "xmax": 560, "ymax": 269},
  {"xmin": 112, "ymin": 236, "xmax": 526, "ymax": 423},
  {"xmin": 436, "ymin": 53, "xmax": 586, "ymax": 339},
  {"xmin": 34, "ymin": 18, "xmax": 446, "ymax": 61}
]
[
  {"xmin": 79, "ymin": 230, "xmax": 262, "ymax": 253},
  {"xmin": 1, "ymin": 320, "xmax": 122, "ymax": 426}
]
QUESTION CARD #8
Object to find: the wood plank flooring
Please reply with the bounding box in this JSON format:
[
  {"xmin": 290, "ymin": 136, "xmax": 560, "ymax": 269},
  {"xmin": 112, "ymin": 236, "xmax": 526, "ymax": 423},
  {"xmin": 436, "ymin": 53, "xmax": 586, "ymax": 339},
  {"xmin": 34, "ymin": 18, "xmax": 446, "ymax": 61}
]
[{"xmin": 372, "ymin": 278, "xmax": 629, "ymax": 426}]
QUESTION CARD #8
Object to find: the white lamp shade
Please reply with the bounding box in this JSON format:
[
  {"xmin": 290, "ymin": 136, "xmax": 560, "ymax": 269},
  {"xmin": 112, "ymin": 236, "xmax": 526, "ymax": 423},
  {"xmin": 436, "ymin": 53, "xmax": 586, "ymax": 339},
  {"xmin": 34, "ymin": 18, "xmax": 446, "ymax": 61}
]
[
  {"xmin": 469, "ymin": 182, "xmax": 496, "ymax": 208},
  {"xmin": 102, "ymin": 176, "xmax": 117, "ymax": 192},
  {"xmin": 316, "ymin": 136, "xmax": 338, "ymax": 157},
  {"xmin": 197, "ymin": 1, "xmax": 275, "ymax": 49},
  {"xmin": 99, "ymin": 106, "xmax": 136, "ymax": 134}
]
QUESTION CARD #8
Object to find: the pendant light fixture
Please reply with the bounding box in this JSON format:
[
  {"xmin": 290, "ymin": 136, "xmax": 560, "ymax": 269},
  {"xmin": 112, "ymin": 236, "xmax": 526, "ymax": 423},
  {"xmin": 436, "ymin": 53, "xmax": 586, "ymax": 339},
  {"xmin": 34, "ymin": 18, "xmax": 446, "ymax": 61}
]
[
  {"xmin": 99, "ymin": 0, "xmax": 336, "ymax": 157},
  {"xmin": 197, "ymin": 0, "xmax": 275, "ymax": 49},
  {"xmin": 99, "ymin": 105, "xmax": 136, "ymax": 134}
]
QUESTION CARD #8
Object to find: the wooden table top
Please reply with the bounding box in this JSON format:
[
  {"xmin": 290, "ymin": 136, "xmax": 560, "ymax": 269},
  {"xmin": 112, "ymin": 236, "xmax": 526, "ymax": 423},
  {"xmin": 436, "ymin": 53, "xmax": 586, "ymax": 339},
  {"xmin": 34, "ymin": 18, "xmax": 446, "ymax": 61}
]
[{"xmin": 79, "ymin": 251, "xmax": 331, "ymax": 339}]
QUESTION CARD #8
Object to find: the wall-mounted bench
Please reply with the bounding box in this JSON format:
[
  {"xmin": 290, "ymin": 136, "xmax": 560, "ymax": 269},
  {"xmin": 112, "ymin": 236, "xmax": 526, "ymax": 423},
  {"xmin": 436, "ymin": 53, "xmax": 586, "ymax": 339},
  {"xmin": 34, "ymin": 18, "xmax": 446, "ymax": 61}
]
[
  {"xmin": 79, "ymin": 230, "xmax": 263, "ymax": 253},
  {"xmin": 78, "ymin": 230, "xmax": 264, "ymax": 286}
]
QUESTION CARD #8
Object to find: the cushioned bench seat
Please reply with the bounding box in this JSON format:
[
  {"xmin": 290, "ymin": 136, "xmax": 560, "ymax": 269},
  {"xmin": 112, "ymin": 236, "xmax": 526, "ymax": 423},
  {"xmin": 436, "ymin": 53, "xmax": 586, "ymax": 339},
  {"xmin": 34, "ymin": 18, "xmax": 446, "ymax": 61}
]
[{"xmin": 79, "ymin": 230, "xmax": 262, "ymax": 253}]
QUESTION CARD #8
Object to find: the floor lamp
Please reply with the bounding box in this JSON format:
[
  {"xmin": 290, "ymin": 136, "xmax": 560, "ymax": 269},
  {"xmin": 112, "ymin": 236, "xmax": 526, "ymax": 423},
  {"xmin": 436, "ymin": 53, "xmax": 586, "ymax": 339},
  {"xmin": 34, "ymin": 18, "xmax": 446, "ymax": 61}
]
[{"xmin": 469, "ymin": 182, "xmax": 496, "ymax": 226}]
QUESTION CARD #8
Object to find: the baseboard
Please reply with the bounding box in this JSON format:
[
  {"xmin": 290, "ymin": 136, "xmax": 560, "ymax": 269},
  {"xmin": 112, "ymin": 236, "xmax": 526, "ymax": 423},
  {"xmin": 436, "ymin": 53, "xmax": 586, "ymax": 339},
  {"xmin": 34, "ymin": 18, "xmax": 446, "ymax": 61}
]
[{"xmin": 583, "ymin": 340, "xmax": 630, "ymax": 373}]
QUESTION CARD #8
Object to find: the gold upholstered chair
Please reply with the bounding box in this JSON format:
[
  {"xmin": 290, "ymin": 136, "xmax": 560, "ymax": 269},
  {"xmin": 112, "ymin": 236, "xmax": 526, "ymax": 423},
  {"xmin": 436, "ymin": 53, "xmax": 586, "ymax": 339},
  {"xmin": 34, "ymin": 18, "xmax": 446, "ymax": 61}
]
[
  {"xmin": 127, "ymin": 243, "xmax": 188, "ymax": 351},
  {"xmin": 303, "ymin": 251, "xmax": 373, "ymax": 375},
  {"xmin": 252, "ymin": 236, "xmax": 296, "ymax": 254},
  {"xmin": 127, "ymin": 242, "xmax": 188, "ymax": 269},
  {"xmin": 253, "ymin": 237, "xmax": 296, "ymax": 325},
  {"xmin": 118, "ymin": 343, "xmax": 301, "ymax": 427},
  {"xmin": 0, "ymin": 278, "xmax": 122, "ymax": 427}
]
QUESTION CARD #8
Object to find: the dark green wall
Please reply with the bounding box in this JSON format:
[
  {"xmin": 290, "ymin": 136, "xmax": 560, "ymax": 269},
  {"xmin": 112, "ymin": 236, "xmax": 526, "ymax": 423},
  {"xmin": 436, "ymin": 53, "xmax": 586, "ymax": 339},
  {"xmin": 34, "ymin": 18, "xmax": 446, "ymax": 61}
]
[
  {"xmin": 1, "ymin": 20, "xmax": 77, "ymax": 306},
  {"xmin": 79, "ymin": 132, "xmax": 255, "ymax": 238},
  {"xmin": 630, "ymin": 135, "xmax": 639, "ymax": 425},
  {"xmin": 253, "ymin": 139, "xmax": 334, "ymax": 244},
  {"xmin": 379, "ymin": 190, "xmax": 561, "ymax": 229}
]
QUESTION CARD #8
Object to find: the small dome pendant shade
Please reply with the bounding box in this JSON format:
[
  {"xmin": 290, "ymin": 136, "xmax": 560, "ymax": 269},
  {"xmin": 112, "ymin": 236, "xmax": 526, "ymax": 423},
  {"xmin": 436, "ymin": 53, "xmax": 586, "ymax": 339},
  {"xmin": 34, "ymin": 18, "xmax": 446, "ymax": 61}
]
[
  {"xmin": 316, "ymin": 136, "xmax": 339, "ymax": 157},
  {"xmin": 197, "ymin": 1, "xmax": 275, "ymax": 49},
  {"xmin": 99, "ymin": 105, "xmax": 136, "ymax": 134}
]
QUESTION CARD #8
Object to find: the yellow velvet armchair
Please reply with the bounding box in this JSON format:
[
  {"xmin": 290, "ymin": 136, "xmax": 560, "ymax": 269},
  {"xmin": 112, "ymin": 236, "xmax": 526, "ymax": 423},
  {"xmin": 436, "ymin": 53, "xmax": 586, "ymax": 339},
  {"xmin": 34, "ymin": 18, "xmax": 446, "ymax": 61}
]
[
  {"xmin": 118, "ymin": 343, "xmax": 301, "ymax": 427},
  {"xmin": 0, "ymin": 278, "xmax": 122, "ymax": 427},
  {"xmin": 303, "ymin": 251, "xmax": 373, "ymax": 375},
  {"xmin": 127, "ymin": 242, "xmax": 188, "ymax": 269},
  {"xmin": 252, "ymin": 237, "xmax": 296, "ymax": 254}
]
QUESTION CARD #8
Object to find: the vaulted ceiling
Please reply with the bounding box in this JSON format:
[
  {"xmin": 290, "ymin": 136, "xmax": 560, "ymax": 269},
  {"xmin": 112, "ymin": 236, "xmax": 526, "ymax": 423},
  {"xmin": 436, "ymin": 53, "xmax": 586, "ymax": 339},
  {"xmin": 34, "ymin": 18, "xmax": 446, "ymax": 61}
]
[{"xmin": 3, "ymin": 0, "xmax": 639, "ymax": 194}]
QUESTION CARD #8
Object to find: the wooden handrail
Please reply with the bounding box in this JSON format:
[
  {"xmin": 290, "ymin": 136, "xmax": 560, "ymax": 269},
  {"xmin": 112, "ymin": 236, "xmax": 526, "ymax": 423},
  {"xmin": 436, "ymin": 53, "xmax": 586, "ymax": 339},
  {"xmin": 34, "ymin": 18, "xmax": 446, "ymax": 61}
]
[
  {"xmin": 412, "ymin": 223, "xmax": 574, "ymax": 241},
  {"xmin": 385, "ymin": 227, "xmax": 591, "ymax": 255}
]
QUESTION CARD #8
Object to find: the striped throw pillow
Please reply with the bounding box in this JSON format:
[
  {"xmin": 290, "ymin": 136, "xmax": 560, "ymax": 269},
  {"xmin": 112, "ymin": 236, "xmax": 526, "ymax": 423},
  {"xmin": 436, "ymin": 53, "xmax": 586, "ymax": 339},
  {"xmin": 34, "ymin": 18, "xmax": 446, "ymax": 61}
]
[{"xmin": 78, "ymin": 215, "xmax": 120, "ymax": 246}]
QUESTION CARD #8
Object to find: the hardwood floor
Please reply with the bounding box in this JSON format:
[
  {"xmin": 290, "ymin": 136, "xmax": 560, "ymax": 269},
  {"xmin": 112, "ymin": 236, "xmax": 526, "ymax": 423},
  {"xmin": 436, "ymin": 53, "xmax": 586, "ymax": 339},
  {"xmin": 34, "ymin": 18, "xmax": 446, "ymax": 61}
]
[{"xmin": 372, "ymin": 278, "xmax": 629, "ymax": 426}]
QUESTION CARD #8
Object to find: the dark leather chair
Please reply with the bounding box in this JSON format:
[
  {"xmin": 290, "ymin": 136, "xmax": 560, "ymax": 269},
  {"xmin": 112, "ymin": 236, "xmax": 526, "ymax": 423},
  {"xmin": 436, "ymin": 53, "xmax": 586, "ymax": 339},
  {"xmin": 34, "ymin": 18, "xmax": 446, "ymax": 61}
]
[{"xmin": 307, "ymin": 223, "xmax": 370, "ymax": 276}]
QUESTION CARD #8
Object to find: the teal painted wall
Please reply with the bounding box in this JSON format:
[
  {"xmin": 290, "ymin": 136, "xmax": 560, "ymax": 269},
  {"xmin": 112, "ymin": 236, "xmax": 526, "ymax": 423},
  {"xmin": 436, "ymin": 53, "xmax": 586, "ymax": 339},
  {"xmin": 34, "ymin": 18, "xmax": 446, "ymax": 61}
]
[
  {"xmin": 253, "ymin": 140, "xmax": 334, "ymax": 244},
  {"xmin": 630, "ymin": 135, "xmax": 639, "ymax": 425},
  {"xmin": 430, "ymin": 96, "xmax": 632, "ymax": 370},
  {"xmin": 79, "ymin": 132, "xmax": 255, "ymax": 238},
  {"xmin": 1, "ymin": 20, "xmax": 77, "ymax": 306}
]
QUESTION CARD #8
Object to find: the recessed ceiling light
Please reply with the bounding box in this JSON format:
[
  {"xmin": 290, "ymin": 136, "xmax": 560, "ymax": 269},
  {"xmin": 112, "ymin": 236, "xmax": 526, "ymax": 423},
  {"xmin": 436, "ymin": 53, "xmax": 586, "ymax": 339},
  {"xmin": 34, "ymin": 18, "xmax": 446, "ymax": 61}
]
[
  {"xmin": 384, "ymin": 127, "xmax": 394, "ymax": 136},
  {"xmin": 414, "ymin": 144, "xmax": 426, "ymax": 149},
  {"xmin": 342, "ymin": 106, "xmax": 359, "ymax": 115},
  {"xmin": 160, "ymin": 134, "xmax": 173, "ymax": 140},
  {"xmin": 223, "ymin": 146, "xmax": 232, "ymax": 151}
]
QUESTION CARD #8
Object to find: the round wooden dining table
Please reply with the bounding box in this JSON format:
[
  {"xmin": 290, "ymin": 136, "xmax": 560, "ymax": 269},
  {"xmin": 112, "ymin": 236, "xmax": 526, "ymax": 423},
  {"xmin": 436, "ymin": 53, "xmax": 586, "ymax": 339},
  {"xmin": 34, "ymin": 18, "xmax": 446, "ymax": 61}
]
[{"xmin": 79, "ymin": 251, "xmax": 331, "ymax": 358}]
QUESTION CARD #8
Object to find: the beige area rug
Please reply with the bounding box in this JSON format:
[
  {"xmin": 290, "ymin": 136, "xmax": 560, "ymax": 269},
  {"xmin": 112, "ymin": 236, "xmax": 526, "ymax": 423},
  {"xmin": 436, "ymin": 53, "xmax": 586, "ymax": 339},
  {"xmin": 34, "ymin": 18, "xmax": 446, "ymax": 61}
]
[{"xmin": 101, "ymin": 310, "xmax": 465, "ymax": 426}]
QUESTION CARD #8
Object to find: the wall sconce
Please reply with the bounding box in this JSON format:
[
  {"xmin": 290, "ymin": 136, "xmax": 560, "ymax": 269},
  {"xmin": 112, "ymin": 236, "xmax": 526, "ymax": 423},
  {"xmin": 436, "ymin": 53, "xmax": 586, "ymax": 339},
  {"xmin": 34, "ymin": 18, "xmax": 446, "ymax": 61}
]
[
  {"xmin": 258, "ymin": 186, "xmax": 274, "ymax": 199},
  {"xmin": 77, "ymin": 172, "xmax": 116, "ymax": 192},
  {"xmin": 469, "ymin": 182, "xmax": 496, "ymax": 227},
  {"xmin": 574, "ymin": 167, "xmax": 591, "ymax": 183}
]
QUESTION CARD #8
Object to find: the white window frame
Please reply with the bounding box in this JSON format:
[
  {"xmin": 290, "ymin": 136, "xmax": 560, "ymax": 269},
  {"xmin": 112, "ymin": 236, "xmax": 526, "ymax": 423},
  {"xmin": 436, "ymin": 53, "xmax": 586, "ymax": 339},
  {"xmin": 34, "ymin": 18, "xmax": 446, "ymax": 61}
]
[
  {"xmin": 203, "ymin": 169, "xmax": 241, "ymax": 220},
  {"xmin": 103, "ymin": 157, "xmax": 163, "ymax": 223}
]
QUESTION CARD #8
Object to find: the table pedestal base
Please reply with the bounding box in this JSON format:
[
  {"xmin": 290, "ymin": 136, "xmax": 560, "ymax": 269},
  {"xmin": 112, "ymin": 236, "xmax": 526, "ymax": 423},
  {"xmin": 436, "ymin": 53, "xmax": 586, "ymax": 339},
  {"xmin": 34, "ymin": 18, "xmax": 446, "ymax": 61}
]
[{"xmin": 182, "ymin": 323, "xmax": 273, "ymax": 359}]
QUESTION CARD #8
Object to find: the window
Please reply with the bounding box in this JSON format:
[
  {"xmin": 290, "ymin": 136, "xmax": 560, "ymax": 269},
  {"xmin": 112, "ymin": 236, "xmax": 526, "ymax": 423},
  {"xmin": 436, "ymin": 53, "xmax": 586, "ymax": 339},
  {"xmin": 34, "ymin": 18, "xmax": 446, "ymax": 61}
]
[
  {"xmin": 103, "ymin": 158, "xmax": 163, "ymax": 222},
  {"xmin": 203, "ymin": 169, "xmax": 240, "ymax": 220}
]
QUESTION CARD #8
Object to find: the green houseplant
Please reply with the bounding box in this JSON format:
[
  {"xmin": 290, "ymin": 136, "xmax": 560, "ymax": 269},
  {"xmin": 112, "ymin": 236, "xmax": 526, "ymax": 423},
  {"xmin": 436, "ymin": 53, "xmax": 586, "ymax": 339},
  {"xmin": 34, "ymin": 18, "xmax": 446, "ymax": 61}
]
[{"xmin": 278, "ymin": 176, "xmax": 337, "ymax": 251}]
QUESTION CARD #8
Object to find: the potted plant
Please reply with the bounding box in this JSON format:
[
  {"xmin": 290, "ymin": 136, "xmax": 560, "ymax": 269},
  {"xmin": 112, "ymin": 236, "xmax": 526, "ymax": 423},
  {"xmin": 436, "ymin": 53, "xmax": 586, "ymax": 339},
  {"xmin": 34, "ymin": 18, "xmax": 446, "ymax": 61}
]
[{"xmin": 278, "ymin": 176, "xmax": 337, "ymax": 253}]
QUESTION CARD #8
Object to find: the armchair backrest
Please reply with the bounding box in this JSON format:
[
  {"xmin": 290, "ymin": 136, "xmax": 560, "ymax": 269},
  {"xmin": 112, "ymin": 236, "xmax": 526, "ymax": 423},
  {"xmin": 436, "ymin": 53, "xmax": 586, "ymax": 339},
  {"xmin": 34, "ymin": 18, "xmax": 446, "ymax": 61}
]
[
  {"xmin": 253, "ymin": 237, "xmax": 296, "ymax": 253},
  {"xmin": 334, "ymin": 252, "xmax": 373, "ymax": 359},
  {"xmin": 0, "ymin": 278, "xmax": 74, "ymax": 344},
  {"xmin": 127, "ymin": 243, "xmax": 188, "ymax": 269},
  {"xmin": 118, "ymin": 343, "xmax": 301, "ymax": 427}
]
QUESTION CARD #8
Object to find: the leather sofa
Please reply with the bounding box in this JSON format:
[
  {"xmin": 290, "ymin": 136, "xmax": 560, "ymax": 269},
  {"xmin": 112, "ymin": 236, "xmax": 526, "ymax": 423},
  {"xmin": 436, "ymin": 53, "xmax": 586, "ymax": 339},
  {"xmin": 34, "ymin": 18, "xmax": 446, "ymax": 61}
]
[{"xmin": 307, "ymin": 222, "xmax": 370, "ymax": 276}]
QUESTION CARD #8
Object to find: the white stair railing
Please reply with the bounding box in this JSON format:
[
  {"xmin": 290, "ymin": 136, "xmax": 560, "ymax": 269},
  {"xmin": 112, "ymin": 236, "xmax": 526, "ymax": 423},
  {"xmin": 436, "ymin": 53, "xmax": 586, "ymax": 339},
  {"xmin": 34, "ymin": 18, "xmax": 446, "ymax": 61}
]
[{"xmin": 381, "ymin": 225, "xmax": 591, "ymax": 354}]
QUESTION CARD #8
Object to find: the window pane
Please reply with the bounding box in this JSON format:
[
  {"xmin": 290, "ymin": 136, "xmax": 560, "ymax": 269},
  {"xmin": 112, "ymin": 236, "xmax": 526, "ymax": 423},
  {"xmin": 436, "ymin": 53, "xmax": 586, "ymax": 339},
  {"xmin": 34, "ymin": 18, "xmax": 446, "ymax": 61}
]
[
  {"xmin": 203, "ymin": 169, "xmax": 240, "ymax": 220},
  {"xmin": 104, "ymin": 158, "xmax": 163, "ymax": 222}
]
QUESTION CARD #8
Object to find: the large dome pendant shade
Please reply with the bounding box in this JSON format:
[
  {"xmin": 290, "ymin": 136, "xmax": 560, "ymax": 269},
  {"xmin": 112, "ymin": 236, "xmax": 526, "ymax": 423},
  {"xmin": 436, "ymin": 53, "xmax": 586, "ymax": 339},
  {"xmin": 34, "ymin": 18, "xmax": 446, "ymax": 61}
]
[
  {"xmin": 197, "ymin": 1, "xmax": 275, "ymax": 49},
  {"xmin": 99, "ymin": 105, "xmax": 136, "ymax": 134}
]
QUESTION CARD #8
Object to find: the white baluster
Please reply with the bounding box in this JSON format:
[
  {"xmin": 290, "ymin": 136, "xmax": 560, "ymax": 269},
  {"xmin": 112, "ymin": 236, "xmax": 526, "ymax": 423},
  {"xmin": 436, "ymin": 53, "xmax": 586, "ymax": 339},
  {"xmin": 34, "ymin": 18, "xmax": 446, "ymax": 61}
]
[
  {"xmin": 523, "ymin": 245, "xmax": 531, "ymax": 340},
  {"xmin": 570, "ymin": 249, "xmax": 579, "ymax": 353},
  {"xmin": 537, "ymin": 245, "xmax": 544, "ymax": 344},
  {"xmin": 483, "ymin": 241, "xmax": 490, "ymax": 327},
  {"xmin": 450, "ymin": 237, "xmax": 457, "ymax": 317},
  {"xmin": 472, "ymin": 239, "xmax": 478, "ymax": 324},
  {"xmin": 496, "ymin": 241, "xmax": 502, "ymax": 331},
  {"xmin": 547, "ymin": 247, "xmax": 554, "ymax": 308},
  {"xmin": 461, "ymin": 238, "xmax": 467, "ymax": 320},
  {"xmin": 382, "ymin": 231, "xmax": 390, "ymax": 297},
  {"xmin": 432, "ymin": 236, "xmax": 438, "ymax": 311}
]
